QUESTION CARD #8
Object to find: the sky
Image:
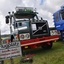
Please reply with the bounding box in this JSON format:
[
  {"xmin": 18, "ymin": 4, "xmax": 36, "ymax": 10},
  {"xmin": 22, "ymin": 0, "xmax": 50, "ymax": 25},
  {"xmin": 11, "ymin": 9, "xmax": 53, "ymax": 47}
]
[{"xmin": 0, "ymin": 0, "xmax": 64, "ymax": 35}]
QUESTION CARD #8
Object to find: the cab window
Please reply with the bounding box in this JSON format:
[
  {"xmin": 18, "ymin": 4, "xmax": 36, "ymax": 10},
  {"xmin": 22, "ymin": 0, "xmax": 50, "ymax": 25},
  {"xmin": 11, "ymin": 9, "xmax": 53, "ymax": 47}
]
[
  {"xmin": 55, "ymin": 13, "xmax": 59, "ymax": 22},
  {"xmin": 60, "ymin": 10, "xmax": 64, "ymax": 20},
  {"xmin": 19, "ymin": 23, "xmax": 22, "ymax": 27}
]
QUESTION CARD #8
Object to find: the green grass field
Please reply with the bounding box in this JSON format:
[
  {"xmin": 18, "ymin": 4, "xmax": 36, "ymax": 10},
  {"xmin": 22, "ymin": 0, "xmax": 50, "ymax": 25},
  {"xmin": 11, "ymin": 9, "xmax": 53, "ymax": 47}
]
[{"xmin": 4, "ymin": 41, "xmax": 64, "ymax": 64}]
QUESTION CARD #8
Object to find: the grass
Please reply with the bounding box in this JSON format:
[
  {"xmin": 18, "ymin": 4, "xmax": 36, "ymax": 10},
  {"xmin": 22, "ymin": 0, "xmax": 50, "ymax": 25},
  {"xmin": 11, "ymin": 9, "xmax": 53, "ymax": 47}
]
[{"xmin": 4, "ymin": 41, "xmax": 64, "ymax": 64}]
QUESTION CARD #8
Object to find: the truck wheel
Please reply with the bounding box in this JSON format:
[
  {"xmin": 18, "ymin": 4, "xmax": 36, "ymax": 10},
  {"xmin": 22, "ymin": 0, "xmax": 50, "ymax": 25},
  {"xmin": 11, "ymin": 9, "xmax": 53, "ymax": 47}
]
[{"xmin": 42, "ymin": 42, "xmax": 53, "ymax": 49}]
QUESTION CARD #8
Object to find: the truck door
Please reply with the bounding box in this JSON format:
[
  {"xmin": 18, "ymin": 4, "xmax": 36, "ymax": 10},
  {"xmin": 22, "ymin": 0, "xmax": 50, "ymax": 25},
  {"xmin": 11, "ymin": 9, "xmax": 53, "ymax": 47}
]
[{"xmin": 14, "ymin": 20, "xmax": 31, "ymax": 40}]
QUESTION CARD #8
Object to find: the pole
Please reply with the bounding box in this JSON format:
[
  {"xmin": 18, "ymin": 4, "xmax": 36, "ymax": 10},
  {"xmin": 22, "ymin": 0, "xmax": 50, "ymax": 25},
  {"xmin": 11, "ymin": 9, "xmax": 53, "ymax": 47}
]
[
  {"xmin": 0, "ymin": 30, "xmax": 1, "ymax": 44},
  {"xmin": 0, "ymin": 21, "xmax": 2, "ymax": 44},
  {"xmin": 8, "ymin": 12, "xmax": 14, "ymax": 42},
  {"xmin": 8, "ymin": 12, "xmax": 14, "ymax": 64},
  {"xmin": 10, "ymin": 57, "xmax": 14, "ymax": 64},
  {"xmin": 8, "ymin": 12, "xmax": 13, "ymax": 35},
  {"xmin": 0, "ymin": 60, "xmax": 4, "ymax": 64}
]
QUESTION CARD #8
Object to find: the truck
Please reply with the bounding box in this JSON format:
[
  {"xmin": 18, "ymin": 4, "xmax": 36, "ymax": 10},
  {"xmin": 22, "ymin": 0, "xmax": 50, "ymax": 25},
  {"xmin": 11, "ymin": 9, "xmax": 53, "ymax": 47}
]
[
  {"xmin": 53, "ymin": 6, "xmax": 64, "ymax": 40},
  {"xmin": 5, "ymin": 7, "xmax": 59, "ymax": 52}
]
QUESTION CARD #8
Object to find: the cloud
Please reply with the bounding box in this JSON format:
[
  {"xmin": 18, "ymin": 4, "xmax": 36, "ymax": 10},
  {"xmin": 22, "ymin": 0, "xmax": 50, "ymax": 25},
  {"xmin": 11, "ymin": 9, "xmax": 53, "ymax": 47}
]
[
  {"xmin": 37, "ymin": 0, "xmax": 64, "ymax": 27},
  {"xmin": 40, "ymin": 0, "xmax": 44, "ymax": 5},
  {"xmin": 0, "ymin": 0, "xmax": 64, "ymax": 34},
  {"xmin": 0, "ymin": 12, "xmax": 10, "ymax": 35}
]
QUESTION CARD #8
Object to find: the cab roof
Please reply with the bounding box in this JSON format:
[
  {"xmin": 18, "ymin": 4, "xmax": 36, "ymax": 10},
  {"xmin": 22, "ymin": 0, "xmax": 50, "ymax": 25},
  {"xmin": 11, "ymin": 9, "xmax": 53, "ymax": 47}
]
[
  {"xmin": 14, "ymin": 7, "xmax": 37, "ymax": 19},
  {"xmin": 14, "ymin": 11, "xmax": 37, "ymax": 19}
]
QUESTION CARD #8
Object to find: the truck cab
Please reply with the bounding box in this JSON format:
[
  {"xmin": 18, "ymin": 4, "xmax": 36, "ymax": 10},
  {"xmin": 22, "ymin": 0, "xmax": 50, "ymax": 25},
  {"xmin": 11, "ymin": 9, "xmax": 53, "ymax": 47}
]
[
  {"xmin": 53, "ymin": 6, "xmax": 64, "ymax": 40},
  {"xmin": 12, "ymin": 7, "xmax": 50, "ymax": 40},
  {"xmin": 5, "ymin": 7, "xmax": 59, "ymax": 51},
  {"xmin": 53, "ymin": 6, "xmax": 64, "ymax": 30}
]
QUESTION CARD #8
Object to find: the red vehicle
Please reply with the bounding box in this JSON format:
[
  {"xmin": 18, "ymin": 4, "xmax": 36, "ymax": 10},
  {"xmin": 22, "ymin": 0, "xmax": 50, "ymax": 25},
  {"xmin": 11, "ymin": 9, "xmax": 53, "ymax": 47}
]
[{"xmin": 5, "ymin": 7, "xmax": 59, "ymax": 51}]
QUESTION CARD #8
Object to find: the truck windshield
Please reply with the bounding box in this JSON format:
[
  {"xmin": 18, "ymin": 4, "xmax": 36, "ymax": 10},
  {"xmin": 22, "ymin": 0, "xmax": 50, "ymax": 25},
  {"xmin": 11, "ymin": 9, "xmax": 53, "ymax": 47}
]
[
  {"xmin": 14, "ymin": 15, "xmax": 39, "ymax": 31},
  {"xmin": 60, "ymin": 10, "xmax": 64, "ymax": 20},
  {"xmin": 14, "ymin": 19, "xmax": 29, "ymax": 30}
]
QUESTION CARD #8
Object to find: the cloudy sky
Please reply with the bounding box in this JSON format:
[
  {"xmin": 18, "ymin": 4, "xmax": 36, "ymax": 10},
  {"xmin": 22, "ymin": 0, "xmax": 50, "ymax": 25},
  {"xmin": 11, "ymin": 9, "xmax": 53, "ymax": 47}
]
[{"xmin": 0, "ymin": 0, "xmax": 64, "ymax": 35}]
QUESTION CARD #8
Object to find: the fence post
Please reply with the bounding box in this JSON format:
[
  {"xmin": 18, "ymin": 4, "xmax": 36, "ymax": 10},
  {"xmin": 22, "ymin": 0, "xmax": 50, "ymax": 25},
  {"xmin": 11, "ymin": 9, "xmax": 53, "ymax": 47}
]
[
  {"xmin": 0, "ymin": 60, "xmax": 4, "ymax": 64},
  {"xmin": 10, "ymin": 57, "xmax": 14, "ymax": 64}
]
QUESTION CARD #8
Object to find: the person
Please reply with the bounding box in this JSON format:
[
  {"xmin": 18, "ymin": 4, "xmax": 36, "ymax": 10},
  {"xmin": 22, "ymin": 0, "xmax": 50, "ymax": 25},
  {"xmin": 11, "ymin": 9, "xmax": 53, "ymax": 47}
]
[{"xmin": 11, "ymin": 35, "xmax": 14, "ymax": 42}]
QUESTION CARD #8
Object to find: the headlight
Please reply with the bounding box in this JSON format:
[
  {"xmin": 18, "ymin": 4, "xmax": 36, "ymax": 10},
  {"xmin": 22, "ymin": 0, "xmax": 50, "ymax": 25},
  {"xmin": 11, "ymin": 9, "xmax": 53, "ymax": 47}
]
[
  {"xmin": 20, "ymin": 34, "xmax": 24, "ymax": 39},
  {"xmin": 20, "ymin": 33, "xmax": 30, "ymax": 40},
  {"xmin": 25, "ymin": 33, "xmax": 30, "ymax": 38}
]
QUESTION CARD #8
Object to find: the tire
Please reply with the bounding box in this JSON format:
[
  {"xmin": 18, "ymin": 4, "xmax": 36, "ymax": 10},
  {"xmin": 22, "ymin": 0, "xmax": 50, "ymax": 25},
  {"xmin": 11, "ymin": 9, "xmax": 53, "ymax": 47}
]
[{"xmin": 42, "ymin": 42, "xmax": 53, "ymax": 49}]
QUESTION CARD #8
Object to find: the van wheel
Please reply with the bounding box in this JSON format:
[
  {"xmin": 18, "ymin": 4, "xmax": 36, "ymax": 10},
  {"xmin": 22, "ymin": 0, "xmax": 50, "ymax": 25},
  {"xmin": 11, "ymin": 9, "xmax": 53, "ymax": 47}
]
[{"xmin": 42, "ymin": 42, "xmax": 53, "ymax": 49}]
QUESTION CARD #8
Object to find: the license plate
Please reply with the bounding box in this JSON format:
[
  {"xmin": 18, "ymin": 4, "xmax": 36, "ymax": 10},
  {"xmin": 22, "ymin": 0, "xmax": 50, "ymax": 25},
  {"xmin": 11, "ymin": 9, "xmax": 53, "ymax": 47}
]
[{"xmin": 25, "ymin": 46, "xmax": 28, "ymax": 48}]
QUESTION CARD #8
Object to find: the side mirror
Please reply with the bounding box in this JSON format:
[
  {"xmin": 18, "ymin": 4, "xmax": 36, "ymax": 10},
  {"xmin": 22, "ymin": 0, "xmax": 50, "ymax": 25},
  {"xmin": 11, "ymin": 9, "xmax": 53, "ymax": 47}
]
[{"xmin": 5, "ymin": 16, "xmax": 9, "ymax": 24}]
